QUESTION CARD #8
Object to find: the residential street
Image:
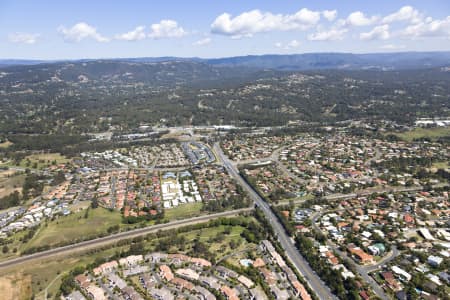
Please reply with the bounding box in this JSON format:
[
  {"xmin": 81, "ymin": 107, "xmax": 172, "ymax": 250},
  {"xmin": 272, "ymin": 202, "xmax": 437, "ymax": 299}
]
[
  {"xmin": 311, "ymin": 210, "xmax": 393, "ymax": 300},
  {"xmin": 214, "ymin": 142, "xmax": 337, "ymax": 300}
]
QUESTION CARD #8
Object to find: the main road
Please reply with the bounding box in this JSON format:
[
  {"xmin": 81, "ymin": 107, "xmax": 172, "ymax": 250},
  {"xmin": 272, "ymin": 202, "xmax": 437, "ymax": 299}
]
[
  {"xmin": 214, "ymin": 143, "xmax": 336, "ymax": 300},
  {"xmin": 0, "ymin": 208, "xmax": 252, "ymax": 271}
]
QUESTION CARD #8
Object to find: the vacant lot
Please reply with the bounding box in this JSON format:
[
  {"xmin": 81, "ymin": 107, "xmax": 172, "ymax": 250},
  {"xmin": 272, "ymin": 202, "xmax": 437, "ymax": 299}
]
[
  {"xmin": 0, "ymin": 247, "xmax": 120, "ymax": 300},
  {"xmin": 182, "ymin": 224, "xmax": 246, "ymax": 254},
  {"xmin": 164, "ymin": 202, "xmax": 203, "ymax": 221},
  {"xmin": 394, "ymin": 127, "xmax": 450, "ymax": 142},
  {"xmin": 0, "ymin": 273, "xmax": 31, "ymax": 300},
  {"xmin": 432, "ymin": 161, "xmax": 450, "ymax": 170},
  {"xmin": 24, "ymin": 207, "xmax": 125, "ymax": 251},
  {"xmin": 0, "ymin": 170, "xmax": 25, "ymax": 199},
  {"xmin": 0, "ymin": 140, "xmax": 12, "ymax": 148}
]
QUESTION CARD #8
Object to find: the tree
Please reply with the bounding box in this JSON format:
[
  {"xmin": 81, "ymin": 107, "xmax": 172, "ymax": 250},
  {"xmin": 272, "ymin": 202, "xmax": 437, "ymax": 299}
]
[
  {"xmin": 0, "ymin": 191, "xmax": 21, "ymax": 210},
  {"xmin": 59, "ymin": 274, "xmax": 75, "ymax": 295},
  {"xmin": 53, "ymin": 171, "xmax": 66, "ymax": 185},
  {"xmin": 91, "ymin": 197, "xmax": 99, "ymax": 209}
]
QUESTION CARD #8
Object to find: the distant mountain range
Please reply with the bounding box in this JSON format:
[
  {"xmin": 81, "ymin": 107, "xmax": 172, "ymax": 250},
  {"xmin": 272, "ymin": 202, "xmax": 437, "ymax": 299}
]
[
  {"xmin": 1, "ymin": 51, "xmax": 450, "ymax": 70},
  {"xmin": 0, "ymin": 59, "xmax": 288, "ymax": 90},
  {"xmin": 0, "ymin": 59, "xmax": 51, "ymax": 66},
  {"xmin": 204, "ymin": 52, "xmax": 450, "ymax": 70}
]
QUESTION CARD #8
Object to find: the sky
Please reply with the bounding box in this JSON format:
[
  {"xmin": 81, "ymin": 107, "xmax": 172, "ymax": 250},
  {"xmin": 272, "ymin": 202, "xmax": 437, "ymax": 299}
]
[{"xmin": 1, "ymin": 0, "xmax": 450, "ymax": 59}]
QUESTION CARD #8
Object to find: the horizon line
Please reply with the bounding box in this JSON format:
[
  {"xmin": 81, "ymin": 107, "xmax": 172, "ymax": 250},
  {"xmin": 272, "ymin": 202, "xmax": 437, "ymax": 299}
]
[{"xmin": 1, "ymin": 50, "xmax": 450, "ymax": 62}]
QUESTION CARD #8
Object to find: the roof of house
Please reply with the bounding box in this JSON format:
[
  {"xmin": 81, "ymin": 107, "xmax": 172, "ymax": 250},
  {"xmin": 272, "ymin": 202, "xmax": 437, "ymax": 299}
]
[
  {"xmin": 220, "ymin": 285, "xmax": 239, "ymax": 300},
  {"xmin": 348, "ymin": 247, "xmax": 374, "ymax": 263},
  {"xmin": 292, "ymin": 280, "xmax": 311, "ymax": 300},
  {"xmin": 253, "ymin": 258, "xmax": 266, "ymax": 268},
  {"xmin": 159, "ymin": 265, "xmax": 174, "ymax": 281},
  {"xmin": 237, "ymin": 275, "xmax": 254, "ymax": 289},
  {"xmin": 171, "ymin": 277, "xmax": 194, "ymax": 291}
]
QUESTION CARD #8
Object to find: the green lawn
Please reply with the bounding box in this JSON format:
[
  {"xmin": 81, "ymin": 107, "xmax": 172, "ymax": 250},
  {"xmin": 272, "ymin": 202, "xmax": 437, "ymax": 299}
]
[
  {"xmin": 393, "ymin": 127, "xmax": 450, "ymax": 142},
  {"xmin": 164, "ymin": 202, "xmax": 204, "ymax": 221},
  {"xmin": 23, "ymin": 208, "xmax": 125, "ymax": 251}
]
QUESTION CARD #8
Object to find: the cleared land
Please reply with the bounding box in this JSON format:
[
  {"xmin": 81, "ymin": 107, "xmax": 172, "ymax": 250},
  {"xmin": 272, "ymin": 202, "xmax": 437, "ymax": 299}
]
[
  {"xmin": 394, "ymin": 126, "xmax": 450, "ymax": 142},
  {"xmin": 1, "ymin": 248, "xmax": 120, "ymax": 300},
  {"xmin": 432, "ymin": 161, "xmax": 450, "ymax": 169},
  {"xmin": 4, "ymin": 202, "xmax": 211, "ymax": 260},
  {"xmin": 23, "ymin": 207, "xmax": 125, "ymax": 251},
  {"xmin": 182, "ymin": 224, "xmax": 246, "ymax": 253},
  {"xmin": 0, "ymin": 170, "xmax": 25, "ymax": 198},
  {"xmin": 0, "ymin": 140, "xmax": 12, "ymax": 148},
  {"xmin": 164, "ymin": 202, "xmax": 203, "ymax": 221},
  {"xmin": 0, "ymin": 273, "xmax": 31, "ymax": 300}
]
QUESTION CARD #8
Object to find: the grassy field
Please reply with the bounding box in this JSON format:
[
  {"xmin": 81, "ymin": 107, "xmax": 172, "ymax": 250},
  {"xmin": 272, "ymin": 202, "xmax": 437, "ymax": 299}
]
[
  {"xmin": 11, "ymin": 153, "xmax": 69, "ymax": 170},
  {"xmin": 164, "ymin": 202, "xmax": 203, "ymax": 221},
  {"xmin": 16, "ymin": 202, "xmax": 215, "ymax": 257},
  {"xmin": 0, "ymin": 247, "xmax": 121, "ymax": 300},
  {"xmin": 0, "ymin": 170, "xmax": 25, "ymax": 199},
  {"xmin": 183, "ymin": 224, "xmax": 246, "ymax": 254},
  {"xmin": 23, "ymin": 207, "xmax": 125, "ymax": 251},
  {"xmin": 0, "ymin": 217, "xmax": 255, "ymax": 299},
  {"xmin": 432, "ymin": 161, "xmax": 450, "ymax": 169},
  {"xmin": 393, "ymin": 127, "xmax": 450, "ymax": 142},
  {"xmin": 0, "ymin": 273, "xmax": 31, "ymax": 300},
  {"xmin": 0, "ymin": 230, "xmax": 34, "ymax": 261},
  {"xmin": 0, "ymin": 140, "xmax": 12, "ymax": 148}
]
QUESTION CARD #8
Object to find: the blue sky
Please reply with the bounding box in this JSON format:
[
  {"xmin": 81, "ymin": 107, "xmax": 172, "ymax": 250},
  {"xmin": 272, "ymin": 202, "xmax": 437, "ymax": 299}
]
[{"xmin": 1, "ymin": 0, "xmax": 450, "ymax": 59}]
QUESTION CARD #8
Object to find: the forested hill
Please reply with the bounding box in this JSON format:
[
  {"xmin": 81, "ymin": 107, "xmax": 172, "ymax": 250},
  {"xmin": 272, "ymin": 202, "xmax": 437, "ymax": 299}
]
[
  {"xmin": 204, "ymin": 52, "xmax": 450, "ymax": 70},
  {"xmin": 0, "ymin": 60, "xmax": 275, "ymax": 88},
  {"xmin": 0, "ymin": 57, "xmax": 449, "ymax": 139},
  {"xmin": 2, "ymin": 51, "xmax": 450, "ymax": 70}
]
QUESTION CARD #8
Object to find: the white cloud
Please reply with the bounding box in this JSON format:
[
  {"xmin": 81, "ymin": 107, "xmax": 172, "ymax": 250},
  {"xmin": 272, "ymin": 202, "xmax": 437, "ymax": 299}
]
[
  {"xmin": 382, "ymin": 6, "xmax": 421, "ymax": 24},
  {"xmin": 148, "ymin": 20, "xmax": 186, "ymax": 39},
  {"xmin": 275, "ymin": 39, "xmax": 301, "ymax": 50},
  {"xmin": 115, "ymin": 26, "xmax": 146, "ymax": 41},
  {"xmin": 346, "ymin": 11, "xmax": 378, "ymax": 26},
  {"xmin": 380, "ymin": 44, "xmax": 405, "ymax": 50},
  {"xmin": 308, "ymin": 28, "xmax": 347, "ymax": 41},
  {"xmin": 399, "ymin": 16, "xmax": 450, "ymax": 38},
  {"xmin": 8, "ymin": 32, "xmax": 40, "ymax": 44},
  {"xmin": 322, "ymin": 10, "xmax": 337, "ymax": 22},
  {"xmin": 211, "ymin": 8, "xmax": 321, "ymax": 38},
  {"xmin": 287, "ymin": 39, "xmax": 301, "ymax": 48},
  {"xmin": 58, "ymin": 22, "xmax": 109, "ymax": 42},
  {"xmin": 360, "ymin": 24, "xmax": 390, "ymax": 40},
  {"xmin": 193, "ymin": 37, "xmax": 211, "ymax": 46}
]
